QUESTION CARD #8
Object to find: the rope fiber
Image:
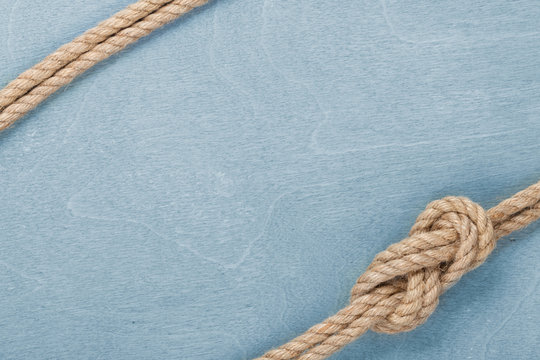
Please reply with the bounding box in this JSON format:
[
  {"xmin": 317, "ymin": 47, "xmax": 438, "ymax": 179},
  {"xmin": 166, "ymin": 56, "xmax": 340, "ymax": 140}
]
[{"xmin": 0, "ymin": 1, "xmax": 539, "ymax": 359}]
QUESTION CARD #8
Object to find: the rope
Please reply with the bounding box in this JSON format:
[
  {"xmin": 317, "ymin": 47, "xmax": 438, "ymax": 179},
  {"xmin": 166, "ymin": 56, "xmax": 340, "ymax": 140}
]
[
  {"xmin": 255, "ymin": 180, "xmax": 540, "ymax": 360},
  {"xmin": 1, "ymin": 2, "xmax": 539, "ymax": 359},
  {"xmin": 0, "ymin": 0, "xmax": 209, "ymax": 131}
]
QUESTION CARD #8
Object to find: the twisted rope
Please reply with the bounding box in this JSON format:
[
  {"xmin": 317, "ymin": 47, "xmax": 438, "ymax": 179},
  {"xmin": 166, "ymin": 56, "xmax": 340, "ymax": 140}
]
[
  {"xmin": 0, "ymin": 0, "xmax": 209, "ymax": 131},
  {"xmin": 256, "ymin": 180, "xmax": 540, "ymax": 360},
  {"xmin": 1, "ymin": 2, "xmax": 539, "ymax": 359}
]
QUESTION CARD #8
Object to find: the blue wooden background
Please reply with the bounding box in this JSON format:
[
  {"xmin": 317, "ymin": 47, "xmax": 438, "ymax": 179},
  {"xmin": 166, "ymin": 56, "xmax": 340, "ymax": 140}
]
[{"xmin": 1, "ymin": 1, "xmax": 539, "ymax": 359}]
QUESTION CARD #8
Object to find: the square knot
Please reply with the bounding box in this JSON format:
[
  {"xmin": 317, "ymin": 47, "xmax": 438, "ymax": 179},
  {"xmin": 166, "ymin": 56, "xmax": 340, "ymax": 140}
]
[{"xmin": 349, "ymin": 196, "xmax": 495, "ymax": 334}]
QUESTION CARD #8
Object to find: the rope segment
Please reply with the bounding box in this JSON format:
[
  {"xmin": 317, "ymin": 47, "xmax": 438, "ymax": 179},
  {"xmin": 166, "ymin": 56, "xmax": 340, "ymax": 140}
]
[{"xmin": 0, "ymin": 0, "xmax": 209, "ymax": 130}]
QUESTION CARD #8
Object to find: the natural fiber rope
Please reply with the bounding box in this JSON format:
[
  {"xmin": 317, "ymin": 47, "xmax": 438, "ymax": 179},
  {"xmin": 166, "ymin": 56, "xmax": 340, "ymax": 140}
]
[
  {"xmin": 1, "ymin": 2, "xmax": 539, "ymax": 359},
  {"xmin": 0, "ymin": 0, "xmax": 209, "ymax": 131},
  {"xmin": 255, "ymin": 180, "xmax": 540, "ymax": 360}
]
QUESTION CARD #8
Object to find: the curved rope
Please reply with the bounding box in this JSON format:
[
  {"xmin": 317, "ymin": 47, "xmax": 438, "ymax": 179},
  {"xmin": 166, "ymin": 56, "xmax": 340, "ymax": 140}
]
[
  {"xmin": 0, "ymin": 0, "xmax": 209, "ymax": 131},
  {"xmin": 256, "ymin": 180, "xmax": 540, "ymax": 360}
]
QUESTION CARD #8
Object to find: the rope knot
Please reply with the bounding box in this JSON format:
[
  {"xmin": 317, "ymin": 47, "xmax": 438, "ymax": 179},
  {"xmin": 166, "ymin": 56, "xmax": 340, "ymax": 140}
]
[{"xmin": 350, "ymin": 196, "xmax": 495, "ymax": 334}]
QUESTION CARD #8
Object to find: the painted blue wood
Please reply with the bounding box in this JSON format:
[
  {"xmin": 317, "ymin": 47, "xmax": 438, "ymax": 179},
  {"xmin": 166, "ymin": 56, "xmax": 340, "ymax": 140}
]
[{"xmin": 0, "ymin": 1, "xmax": 539, "ymax": 359}]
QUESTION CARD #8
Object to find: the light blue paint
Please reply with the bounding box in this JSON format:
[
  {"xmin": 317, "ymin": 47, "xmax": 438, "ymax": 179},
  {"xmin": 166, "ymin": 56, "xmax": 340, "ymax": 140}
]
[{"xmin": 0, "ymin": 1, "xmax": 539, "ymax": 359}]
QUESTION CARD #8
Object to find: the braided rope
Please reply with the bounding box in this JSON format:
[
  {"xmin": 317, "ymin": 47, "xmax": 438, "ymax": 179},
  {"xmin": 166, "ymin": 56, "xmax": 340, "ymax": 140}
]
[
  {"xmin": 256, "ymin": 181, "xmax": 540, "ymax": 360},
  {"xmin": 0, "ymin": 0, "xmax": 209, "ymax": 131}
]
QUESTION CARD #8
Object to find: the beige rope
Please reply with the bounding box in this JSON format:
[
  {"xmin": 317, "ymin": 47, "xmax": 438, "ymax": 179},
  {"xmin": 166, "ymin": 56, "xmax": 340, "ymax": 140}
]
[
  {"xmin": 0, "ymin": 0, "xmax": 209, "ymax": 131},
  {"xmin": 256, "ymin": 180, "xmax": 540, "ymax": 360},
  {"xmin": 1, "ymin": 2, "xmax": 539, "ymax": 359}
]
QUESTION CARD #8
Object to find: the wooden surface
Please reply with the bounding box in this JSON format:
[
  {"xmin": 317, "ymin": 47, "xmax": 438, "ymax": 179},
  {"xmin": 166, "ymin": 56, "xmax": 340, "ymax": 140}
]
[{"xmin": 0, "ymin": 1, "xmax": 539, "ymax": 359}]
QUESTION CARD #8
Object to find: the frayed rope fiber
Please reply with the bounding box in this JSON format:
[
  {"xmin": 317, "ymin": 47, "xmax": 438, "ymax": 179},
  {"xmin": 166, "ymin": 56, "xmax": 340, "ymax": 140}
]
[{"xmin": 0, "ymin": 1, "xmax": 539, "ymax": 360}]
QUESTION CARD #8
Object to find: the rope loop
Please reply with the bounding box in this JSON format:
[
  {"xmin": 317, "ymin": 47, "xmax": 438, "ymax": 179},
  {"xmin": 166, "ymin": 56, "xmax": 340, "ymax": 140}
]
[{"xmin": 350, "ymin": 196, "xmax": 495, "ymax": 334}]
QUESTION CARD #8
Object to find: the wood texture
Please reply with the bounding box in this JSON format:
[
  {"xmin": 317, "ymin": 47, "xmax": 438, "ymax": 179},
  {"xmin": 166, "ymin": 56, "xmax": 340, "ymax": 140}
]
[{"xmin": 0, "ymin": 1, "xmax": 539, "ymax": 359}]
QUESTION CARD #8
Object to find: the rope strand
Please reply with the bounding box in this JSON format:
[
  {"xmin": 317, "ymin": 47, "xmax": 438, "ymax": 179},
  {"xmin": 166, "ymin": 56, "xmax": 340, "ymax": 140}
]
[
  {"xmin": 256, "ymin": 180, "xmax": 540, "ymax": 360},
  {"xmin": 0, "ymin": 0, "xmax": 209, "ymax": 131}
]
